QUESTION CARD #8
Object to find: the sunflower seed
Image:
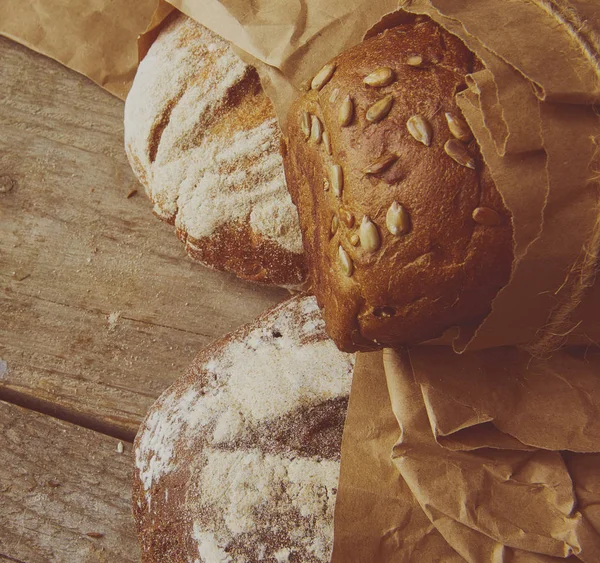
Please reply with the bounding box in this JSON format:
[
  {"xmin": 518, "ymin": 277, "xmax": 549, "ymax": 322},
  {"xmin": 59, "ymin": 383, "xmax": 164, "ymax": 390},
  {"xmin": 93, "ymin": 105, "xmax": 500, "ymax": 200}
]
[
  {"xmin": 359, "ymin": 216, "xmax": 381, "ymax": 253},
  {"xmin": 386, "ymin": 201, "xmax": 411, "ymax": 236},
  {"xmin": 311, "ymin": 62, "xmax": 336, "ymax": 91},
  {"xmin": 406, "ymin": 55, "xmax": 424, "ymax": 67},
  {"xmin": 472, "ymin": 207, "xmax": 501, "ymax": 226},
  {"xmin": 445, "ymin": 112, "xmax": 473, "ymax": 142},
  {"xmin": 323, "ymin": 131, "xmax": 332, "ymax": 155},
  {"xmin": 350, "ymin": 233, "xmax": 360, "ymax": 246},
  {"xmin": 300, "ymin": 111, "xmax": 311, "ymax": 139},
  {"xmin": 338, "ymin": 245, "xmax": 354, "ymax": 276},
  {"xmin": 339, "ymin": 95, "xmax": 354, "ymax": 127},
  {"xmin": 331, "ymin": 215, "xmax": 339, "ymax": 236},
  {"xmin": 363, "ymin": 154, "xmax": 398, "ymax": 175},
  {"xmin": 339, "ymin": 208, "xmax": 355, "ymax": 228},
  {"xmin": 329, "ymin": 87, "xmax": 340, "ymax": 103},
  {"xmin": 444, "ymin": 139, "xmax": 475, "ymax": 169},
  {"xmin": 310, "ymin": 115, "xmax": 323, "ymax": 143},
  {"xmin": 407, "ymin": 115, "xmax": 433, "ymax": 146},
  {"xmin": 364, "ymin": 67, "xmax": 395, "ymax": 87},
  {"xmin": 366, "ymin": 95, "xmax": 394, "ymax": 122},
  {"xmin": 330, "ymin": 164, "xmax": 343, "ymax": 197}
]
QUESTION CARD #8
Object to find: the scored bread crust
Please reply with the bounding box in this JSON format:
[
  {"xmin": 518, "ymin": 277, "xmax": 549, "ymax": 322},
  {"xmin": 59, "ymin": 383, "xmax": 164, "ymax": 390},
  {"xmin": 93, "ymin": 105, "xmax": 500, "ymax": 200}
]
[
  {"xmin": 133, "ymin": 295, "xmax": 354, "ymax": 563},
  {"xmin": 124, "ymin": 14, "xmax": 307, "ymax": 287},
  {"xmin": 284, "ymin": 17, "xmax": 514, "ymax": 351}
]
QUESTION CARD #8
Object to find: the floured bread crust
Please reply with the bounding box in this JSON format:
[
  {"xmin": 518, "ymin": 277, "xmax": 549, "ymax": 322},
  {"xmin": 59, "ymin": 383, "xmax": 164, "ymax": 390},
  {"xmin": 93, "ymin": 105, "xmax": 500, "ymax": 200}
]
[
  {"xmin": 124, "ymin": 14, "xmax": 306, "ymax": 287},
  {"xmin": 133, "ymin": 295, "xmax": 354, "ymax": 562},
  {"xmin": 284, "ymin": 16, "xmax": 514, "ymax": 351}
]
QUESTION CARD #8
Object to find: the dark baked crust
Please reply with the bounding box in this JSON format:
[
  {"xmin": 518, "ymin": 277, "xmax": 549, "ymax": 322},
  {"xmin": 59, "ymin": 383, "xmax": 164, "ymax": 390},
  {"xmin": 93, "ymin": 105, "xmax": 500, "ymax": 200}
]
[
  {"xmin": 124, "ymin": 14, "xmax": 307, "ymax": 288},
  {"xmin": 133, "ymin": 295, "xmax": 354, "ymax": 562},
  {"xmin": 284, "ymin": 17, "xmax": 514, "ymax": 351},
  {"xmin": 177, "ymin": 221, "xmax": 306, "ymax": 285}
]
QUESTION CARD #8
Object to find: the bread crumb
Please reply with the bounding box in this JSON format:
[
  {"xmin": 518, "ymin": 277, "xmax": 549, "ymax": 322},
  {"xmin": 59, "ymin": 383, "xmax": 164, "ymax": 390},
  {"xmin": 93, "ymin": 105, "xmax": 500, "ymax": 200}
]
[
  {"xmin": 0, "ymin": 359, "xmax": 8, "ymax": 379},
  {"xmin": 107, "ymin": 312, "xmax": 121, "ymax": 331}
]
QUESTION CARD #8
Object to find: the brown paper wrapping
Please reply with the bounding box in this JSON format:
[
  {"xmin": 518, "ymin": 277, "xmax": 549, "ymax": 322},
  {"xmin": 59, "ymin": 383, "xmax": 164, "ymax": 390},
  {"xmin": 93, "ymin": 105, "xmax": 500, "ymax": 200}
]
[
  {"xmin": 383, "ymin": 348, "xmax": 600, "ymax": 562},
  {"xmin": 0, "ymin": 0, "xmax": 159, "ymax": 100},
  {"xmin": 331, "ymin": 352, "xmax": 465, "ymax": 562}
]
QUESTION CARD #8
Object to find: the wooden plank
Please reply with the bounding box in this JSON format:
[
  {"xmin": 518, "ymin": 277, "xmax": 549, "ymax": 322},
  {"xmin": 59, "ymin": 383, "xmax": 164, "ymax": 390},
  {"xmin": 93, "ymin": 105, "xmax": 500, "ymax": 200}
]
[
  {"xmin": 0, "ymin": 555, "xmax": 26, "ymax": 563},
  {"xmin": 0, "ymin": 400, "xmax": 139, "ymax": 563},
  {"xmin": 0, "ymin": 37, "xmax": 288, "ymax": 438}
]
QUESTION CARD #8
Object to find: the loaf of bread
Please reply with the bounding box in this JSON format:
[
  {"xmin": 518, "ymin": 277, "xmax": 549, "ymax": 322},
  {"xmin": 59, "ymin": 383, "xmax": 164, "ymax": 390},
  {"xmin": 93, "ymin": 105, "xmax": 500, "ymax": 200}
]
[
  {"xmin": 284, "ymin": 16, "xmax": 514, "ymax": 351},
  {"xmin": 124, "ymin": 14, "xmax": 307, "ymax": 287},
  {"xmin": 133, "ymin": 295, "xmax": 354, "ymax": 562}
]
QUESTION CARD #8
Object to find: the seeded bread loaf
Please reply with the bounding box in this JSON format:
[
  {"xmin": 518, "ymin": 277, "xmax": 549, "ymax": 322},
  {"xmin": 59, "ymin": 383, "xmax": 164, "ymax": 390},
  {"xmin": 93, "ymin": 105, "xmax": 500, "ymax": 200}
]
[
  {"xmin": 124, "ymin": 14, "xmax": 307, "ymax": 287},
  {"xmin": 133, "ymin": 295, "xmax": 354, "ymax": 562},
  {"xmin": 284, "ymin": 16, "xmax": 514, "ymax": 351}
]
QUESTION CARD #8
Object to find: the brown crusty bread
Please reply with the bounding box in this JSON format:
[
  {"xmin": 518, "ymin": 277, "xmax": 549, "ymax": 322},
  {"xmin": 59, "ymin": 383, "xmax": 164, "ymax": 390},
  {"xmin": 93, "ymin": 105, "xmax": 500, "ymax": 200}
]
[
  {"xmin": 133, "ymin": 295, "xmax": 354, "ymax": 562},
  {"xmin": 124, "ymin": 14, "xmax": 307, "ymax": 287},
  {"xmin": 284, "ymin": 16, "xmax": 514, "ymax": 352}
]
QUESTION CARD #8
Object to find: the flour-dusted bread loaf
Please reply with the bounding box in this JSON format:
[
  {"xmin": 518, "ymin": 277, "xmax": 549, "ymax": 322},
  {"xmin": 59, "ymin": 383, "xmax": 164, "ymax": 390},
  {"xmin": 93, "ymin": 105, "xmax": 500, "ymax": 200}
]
[
  {"xmin": 284, "ymin": 16, "xmax": 514, "ymax": 351},
  {"xmin": 133, "ymin": 295, "xmax": 354, "ymax": 562},
  {"xmin": 124, "ymin": 14, "xmax": 306, "ymax": 287}
]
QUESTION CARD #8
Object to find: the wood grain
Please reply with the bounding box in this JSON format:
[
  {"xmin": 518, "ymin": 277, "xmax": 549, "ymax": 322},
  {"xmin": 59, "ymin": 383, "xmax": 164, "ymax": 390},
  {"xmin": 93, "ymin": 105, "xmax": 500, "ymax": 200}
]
[
  {"xmin": 0, "ymin": 37, "xmax": 288, "ymax": 439},
  {"xmin": 0, "ymin": 400, "xmax": 139, "ymax": 563}
]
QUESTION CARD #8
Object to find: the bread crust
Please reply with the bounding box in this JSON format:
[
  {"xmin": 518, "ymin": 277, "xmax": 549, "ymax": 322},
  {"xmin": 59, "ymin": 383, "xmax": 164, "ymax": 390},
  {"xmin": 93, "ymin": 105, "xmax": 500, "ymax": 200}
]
[
  {"xmin": 124, "ymin": 14, "xmax": 307, "ymax": 287},
  {"xmin": 284, "ymin": 17, "xmax": 514, "ymax": 351},
  {"xmin": 133, "ymin": 295, "xmax": 354, "ymax": 562}
]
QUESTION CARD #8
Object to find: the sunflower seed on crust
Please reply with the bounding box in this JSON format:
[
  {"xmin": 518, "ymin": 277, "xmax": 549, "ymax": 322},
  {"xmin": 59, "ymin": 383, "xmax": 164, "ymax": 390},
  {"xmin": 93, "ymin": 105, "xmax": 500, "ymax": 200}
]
[
  {"xmin": 311, "ymin": 62, "xmax": 336, "ymax": 91},
  {"xmin": 406, "ymin": 55, "xmax": 424, "ymax": 67},
  {"xmin": 300, "ymin": 111, "xmax": 311, "ymax": 139},
  {"xmin": 363, "ymin": 154, "xmax": 398, "ymax": 175},
  {"xmin": 331, "ymin": 215, "xmax": 339, "ymax": 236},
  {"xmin": 310, "ymin": 115, "xmax": 323, "ymax": 143},
  {"xmin": 445, "ymin": 112, "xmax": 473, "ymax": 142},
  {"xmin": 339, "ymin": 208, "xmax": 355, "ymax": 228},
  {"xmin": 386, "ymin": 201, "xmax": 411, "ymax": 236},
  {"xmin": 330, "ymin": 164, "xmax": 343, "ymax": 197},
  {"xmin": 407, "ymin": 115, "xmax": 433, "ymax": 146},
  {"xmin": 339, "ymin": 95, "xmax": 354, "ymax": 127},
  {"xmin": 364, "ymin": 67, "xmax": 395, "ymax": 88},
  {"xmin": 338, "ymin": 245, "xmax": 354, "ymax": 276},
  {"xmin": 444, "ymin": 139, "xmax": 475, "ymax": 169},
  {"xmin": 359, "ymin": 216, "xmax": 381, "ymax": 253},
  {"xmin": 366, "ymin": 95, "xmax": 394, "ymax": 122}
]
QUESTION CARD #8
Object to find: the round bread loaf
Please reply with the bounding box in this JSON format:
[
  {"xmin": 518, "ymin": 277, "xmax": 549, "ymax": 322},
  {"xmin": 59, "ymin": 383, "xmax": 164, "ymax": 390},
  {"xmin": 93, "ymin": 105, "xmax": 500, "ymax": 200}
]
[
  {"xmin": 284, "ymin": 16, "xmax": 514, "ymax": 351},
  {"xmin": 124, "ymin": 14, "xmax": 306, "ymax": 287},
  {"xmin": 133, "ymin": 295, "xmax": 354, "ymax": 562}
]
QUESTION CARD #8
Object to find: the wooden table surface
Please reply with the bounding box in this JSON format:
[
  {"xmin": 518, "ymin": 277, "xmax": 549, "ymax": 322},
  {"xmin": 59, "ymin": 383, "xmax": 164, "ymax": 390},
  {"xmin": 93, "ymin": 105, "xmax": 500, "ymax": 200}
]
[{"xmin": 0, "ymin": 36, "xmax": 287, "ymax": 562}]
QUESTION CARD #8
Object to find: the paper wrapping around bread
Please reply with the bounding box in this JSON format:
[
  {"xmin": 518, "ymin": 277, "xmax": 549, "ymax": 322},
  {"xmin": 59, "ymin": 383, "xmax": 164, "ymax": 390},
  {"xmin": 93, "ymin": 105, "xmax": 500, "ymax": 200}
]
[
  {"xmin": 332, "ymin": 349, "xmax": 600, "ymax": 562},
  {"xmin": 0, "ymin": 0, "xmax": 159, "ymax": 100}
]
